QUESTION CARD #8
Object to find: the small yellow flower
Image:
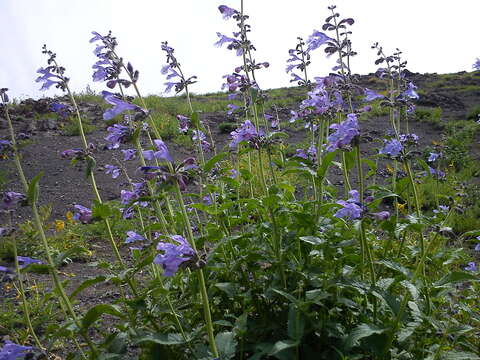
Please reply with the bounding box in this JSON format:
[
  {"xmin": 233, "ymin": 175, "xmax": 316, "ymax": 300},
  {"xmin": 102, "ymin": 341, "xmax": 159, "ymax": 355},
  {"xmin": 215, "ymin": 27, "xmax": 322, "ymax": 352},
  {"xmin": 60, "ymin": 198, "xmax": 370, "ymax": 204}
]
[
  {"xmin": 397, "ymin": 202, "xmax": 407, "ymax": 213},
  {"xmin": 4, "ymin": 283, "xmax": 13, "ymax": 291},
  {"xmin": 55, "ymin": 220, "xmax": 65, "ymax": 232},
  {"xmin": 66, "ymin": 211, "xmax": 74, "ymax": 224},
  {"xmin": 386, "ymin": 165, "xmax": 394, "ymax": 174}
]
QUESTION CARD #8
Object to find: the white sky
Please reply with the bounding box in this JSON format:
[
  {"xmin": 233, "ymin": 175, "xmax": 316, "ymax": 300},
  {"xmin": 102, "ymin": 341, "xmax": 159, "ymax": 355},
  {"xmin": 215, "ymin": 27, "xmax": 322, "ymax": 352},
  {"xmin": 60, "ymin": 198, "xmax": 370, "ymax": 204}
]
[{"xmin": 1, "ymin": 0, "xmax": 479, "ymax": 100}]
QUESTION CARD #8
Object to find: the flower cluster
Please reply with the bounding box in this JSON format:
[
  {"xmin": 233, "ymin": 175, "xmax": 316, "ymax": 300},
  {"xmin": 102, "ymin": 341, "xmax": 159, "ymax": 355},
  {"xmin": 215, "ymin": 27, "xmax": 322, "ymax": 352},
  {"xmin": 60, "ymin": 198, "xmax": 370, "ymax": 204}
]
[
  {"xmin": 286, "ymin": 37, "xmax": 311, "ymax": 86},
  {"xmin": 101, "ymin": 91, "xmax": 143, "ymax": 121},
  {"xmin": 229, "ymin": 120, "xmax": 262, "ymax": 148},
  {"xmin": 326, "ymin": 113, "xmax": 359, "ymax": 152},
  {"xmin": 36, "ymin": 45, "xmax": 69, "ymax": 91},
  {"xmin": 154, "ymin": 235, "xmax": 195, "ymax": 277},
  {"xmin": 473, "ymin": 58, "xmax": 480, "ymax": 71},
  {"xmin": 105, "ymin": 124, "xmax": 132, "ymax": 149},
  {"xmin": 334, "ymin": 190, "xmax": 363, "ymax": 220},
  {"xmin": 125, "ymin": 231, "xmax": 150, "ymax": 250},
  {"xmin": 379, "ymin": 138, "xmax": 403, "ymax": 158},
  {"xmin": 143, "ymin": 139, "xmax": 173, "ymax": 163},
  {"xmin": 73, "ymin": 205, "xmax": 92, "ymax": 224},
  {"xmin": 161, "ymin": 41, "xmax": 197, "ymax": 94}
]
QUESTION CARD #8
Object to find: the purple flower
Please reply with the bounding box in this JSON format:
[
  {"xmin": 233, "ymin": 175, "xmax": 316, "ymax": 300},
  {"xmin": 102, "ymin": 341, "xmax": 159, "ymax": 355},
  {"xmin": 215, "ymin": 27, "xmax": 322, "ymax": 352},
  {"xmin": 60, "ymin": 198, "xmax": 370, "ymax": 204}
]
[
  {"xmin": 120, "ymin": 190, "xmax": 137, "ymax": 205},
  {"xmin": 473, "ymin": 58, "xmax": 480, "ymax": 71},
  {"xmin": 192, "ymin": 130, "xmax": 212, "ymax": 152},
  {"xmin": 101, "ymin": 91, "xmax": 141, "ymax": 120},
  {"xmin": 428, "ymin": 167, "xmax": 445, "ymax": 179},
  {"xmin": 73, "ymin": 205, "xmax": 92, "ymax": 224},
  {"xmin": 36, "ymin": 67, "xmax": 61, "ymax": 91},
  {"xmin": 433, "ymin": 205, "xmax": 449, "ymax": 214},
  {"xmin": 1, "ymin": 192, "xmax": 26, "ymax": 210},
  {"xmin": 464, "ymin": 262, "xmax": 477, "ymax": 272},
  {"xmin": 0, "ymin": 227, "xmax": 7, "ymax": 237},
  {"xmin": 0, "ymin": 140, "xmax": 11, "ymax": 152},
  {"xmin": 227, "ymin": 104, "xmax": 239, "ymax": 116},
  {"xmin": 0, "ymin": 340, "xmax": 34, "ymax": 359},
  {"xmin": 154, "ymin": 235, "xmax": 195, "ymax": 277},
  {"xmin": 61, "ymin": 148, "xmax": 84, "ymax": 159},
  {"xmin": 364, "ymin": 88, "xmax": 384, "ymax": 102},
  {"xmin": 143, "ymin": 139, "xmax": 173, "ymax": 163},
  {"xmin": 177, "ymin": 115, "xmax": 190, "ymax": 133},
  {"xmin": 105, "ymin": 164, "xmax": 120, "ymax": 179},
  {"xmin": 17, "ymin": 256, "xmax": 43, "ymax": 268},
  {"xmin": 428, "ymin": 152, "xmax": 439, "ymax": 162},
  {"xmin": 399, "ymin": 133, "xmax": 419, "ymax": 145},
  {"xmin": 229, "ymin": 120, "xmax": 259, "ymax": 148},
  {"xmin": 403, "ymin": 82, "xmax": 419, "ymax": 99},
  {"xmin": 334, "ymin": 190, "xmax": 363, "ymax": 220},
  {"xmin": 121, "ymin": 149, "xmax": 136, "ymax": 161},
  {"xmin": 371, "ymin": 211, "xmax": 390, "ymax": 221},
  {"xmin": 229, "ymin": 169, "xmax": 239, "ymax": 178},
  {"xmin": 203, "ymin": 193, "xmax": 218, "ymax": 205},
  {"xmin": 474, "ymin": 243, "xmax": 480, "ymax": 252},
  {"xmin": 326, "ymin": 113, "xmax": 360, "ymax": 152},
  {"xmin": 105, "ymin": 124, "xmax": 132, "ymax": 149},
  {"xmin": 0, "ymin": 265, "xmax": 13, "ymax": 273},
  {"xmin": 305, "ymin": 30, "xmax": 332, "ymax": 53},
  {"xmin": 218, "ymin": 5, "xmax": 238, "ymax": 19},
  {"xmin": 379, "ymin": 139, "xmax": 403, "ymax": 158},
  {"xmin": 50, "ymin": 103, "xmax": 71, "ymax": 119},
  {"xmin": 125, "ymin": 231, "xmax": 145, "ymax": 244}
]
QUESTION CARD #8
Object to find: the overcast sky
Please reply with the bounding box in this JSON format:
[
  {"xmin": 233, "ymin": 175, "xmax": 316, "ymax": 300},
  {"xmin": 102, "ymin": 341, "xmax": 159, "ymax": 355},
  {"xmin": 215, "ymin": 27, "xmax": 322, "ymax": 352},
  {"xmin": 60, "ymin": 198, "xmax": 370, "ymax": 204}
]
[{"xmin": 1, "ymin": 0, "xmax": 479, "ymax": 100}]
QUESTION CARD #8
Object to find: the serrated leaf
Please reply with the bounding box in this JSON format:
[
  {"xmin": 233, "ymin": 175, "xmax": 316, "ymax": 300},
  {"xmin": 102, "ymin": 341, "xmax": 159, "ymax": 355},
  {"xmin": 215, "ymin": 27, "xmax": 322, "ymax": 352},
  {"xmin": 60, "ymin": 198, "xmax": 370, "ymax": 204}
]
[
  {"xmin": 215, "ymin": 332, "xmax": 237, "ymax": 359},
  {"xmin": 92, "ymin": 201, "xmax": 112, "ymax": 220}
]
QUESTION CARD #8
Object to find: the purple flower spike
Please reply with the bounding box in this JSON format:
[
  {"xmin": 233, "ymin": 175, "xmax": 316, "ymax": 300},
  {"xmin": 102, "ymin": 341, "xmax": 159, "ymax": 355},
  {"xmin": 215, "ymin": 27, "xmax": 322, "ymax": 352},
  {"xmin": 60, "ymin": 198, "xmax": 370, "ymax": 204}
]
[
  {"xmin": 379, "ymin": 139, "xmax": 403, "ymax": 158},
  {"xmin": 218, "ymin": 5, "xmax": 238, "ymax": 19},
  {"xmin": 0, "ymin": 340, "xmax": 34, "ymax": 359},
  {"xmin": 326, "ymin": 113, "xmax": 360, "ymax": 152},
  {"xmin": 364, "ymin": 88, "xmax": 384, "ymax": 102},
  {"xmin": 105, "ymin": 124, "xmax": 132, "ymax": 149},
  {"xmin": 143, "ymin": 139, "xmax": 173, "ymax": 163},
  {"xmin": 306, "ymin": 30, "xmax": 332, "ymax": 53},
  {"xmin": 154, "ymin": 235, "xmax": 195, "ymax": 277},
  {"xmin": 73, "ymin": 205, "xmax": 92, "ymax": 224},
  {"xmin": 121, "ymin": 149, "xmax": 136, "ymax": 161},
  {"xmin": 105, "ymin": 164, "xmax": 121, "ymax": 179},
  {"xmin": 101, "ymin": 91, "xmax": 141, "ymax": 120},
  {"xmin": 17, "ymin": 256, "xmax": 43, "ymax": 268},
  {"xmin": 36, "ymin": 67, "xmax": 61, "ymax": 91},
  {"xmin": 464, "ymin": 262, "xmax": 477, "ymax": 272},
  {"xmin": 403, "ymin": 82, "xmax": 419, "ymax": 99}
]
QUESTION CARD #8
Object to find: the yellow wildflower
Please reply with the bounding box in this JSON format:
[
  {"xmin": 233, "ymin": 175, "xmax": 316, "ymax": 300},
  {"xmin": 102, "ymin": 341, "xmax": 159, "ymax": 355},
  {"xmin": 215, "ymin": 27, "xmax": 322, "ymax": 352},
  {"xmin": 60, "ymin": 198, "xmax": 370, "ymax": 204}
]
[
  {"xmin": 55, "ymin": 220, "xmax": 65, "ymax": 232},
  {"xmin": 66, "ymin": 211, "xmax": 74, "ymax": 224}
]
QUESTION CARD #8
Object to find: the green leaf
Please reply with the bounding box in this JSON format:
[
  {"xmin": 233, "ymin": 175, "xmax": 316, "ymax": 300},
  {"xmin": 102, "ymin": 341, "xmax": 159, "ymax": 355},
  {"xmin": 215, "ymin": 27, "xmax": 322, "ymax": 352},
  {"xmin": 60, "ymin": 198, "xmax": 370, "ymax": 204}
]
[
  {"xmin": 81, "ymin": 304, "xmax": 123, "ymax": 330},
  {"xmin": 92, "ymin": 201, "xmax": 112, "ymax": 220},
  {"xmin": 69, "ymin": 276, "xmax": 107, "ymax": 300},
  {"xmin": 204, "ymin": 152, "xmax": 228, "ymax": 173},
  {"xmin": 299, "ymin": 236, "xmax": 325, "ymax": 245},
  {"xmin": 271, "ymin": 288, "xmax": 297, "ymax": 304},
  {"xmin": 287, "ymin": 304, "xmax": 304, "ymax": 341},
  {"xmin": 376, "ymin": 259, "xmax": 412, "ymax": 278},
  {"xmin": 362, "ymin": 158, "xmax": 377, "ymax": 178},
  {"xmin": 317, "ymin": 150, "xmax": 336, "ymax": 179},
  {"xmin": 215, "ymin": 282, "xmax": 237, "ymax": 298},
  {"xmin": 434, "ymin": 272, "xmax": 479, "ymax": 287},
  {"xmin": 215, "ymin": 332, "xmax": 237, "ymax": 359},
  {"xmin": 27, "ymin": 172, "xmax": 43, "ymax": 205},
  {"xmin": 441, "ymin": 350, "xmax": 480, "ymax": 360},
  {"xmin": 344, "ymin": 323, "xmax": 387, "ymax": 349},
  {"xmin": 268, "ymin": 340, "xmax": 299, "ymax": 356},
  {"xmin": 85, "ymin": 155, "xmax": 96, "ymax": 178},
  {"xmin": 191, "ymin": 111, "xmax": 201, "ymax": 129},
  {"xmin": 54, "ymin": 246, "xmax": 90, "ymax": 267},
  {"xmin": 134, "ymin": 333, "xmax": 188, "ymax": 345}
]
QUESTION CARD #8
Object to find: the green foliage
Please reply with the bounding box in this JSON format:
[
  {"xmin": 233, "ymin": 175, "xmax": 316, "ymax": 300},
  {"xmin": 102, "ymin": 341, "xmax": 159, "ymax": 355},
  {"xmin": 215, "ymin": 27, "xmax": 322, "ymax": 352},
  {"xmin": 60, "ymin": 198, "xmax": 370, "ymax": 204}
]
[{"xmin": 414, "ymin": 106, "xmax": 443, "ymax": 128}]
